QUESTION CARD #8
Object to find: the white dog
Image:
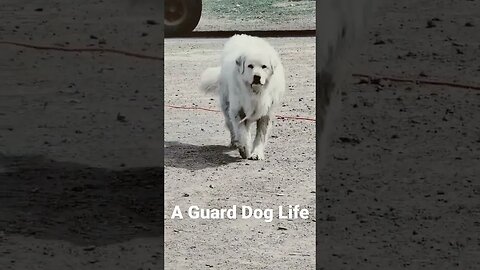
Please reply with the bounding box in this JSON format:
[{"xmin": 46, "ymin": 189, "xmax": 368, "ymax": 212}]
[{"xmin": 200, "ymin": 34, "xmax": 285, "ymax": 160}]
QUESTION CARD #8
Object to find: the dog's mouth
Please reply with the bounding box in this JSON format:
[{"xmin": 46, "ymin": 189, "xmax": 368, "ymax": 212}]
[{"xmin": 250, "ymin": 83, "xmax": 263, "ymax": 93}]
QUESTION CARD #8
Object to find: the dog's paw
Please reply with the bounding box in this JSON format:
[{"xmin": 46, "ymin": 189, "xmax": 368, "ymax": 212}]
[
  {"xmin": 238, "ymin": 145, "xmax": 250, "ymax": 159},
  {"xmin": 248, "ymin": 151, "xmax": 265, "ymax": 160}
]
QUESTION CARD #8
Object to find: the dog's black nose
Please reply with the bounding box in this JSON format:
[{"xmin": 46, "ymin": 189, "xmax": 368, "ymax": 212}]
[{"xmin": 253, "ymin": 75, "xmax": 261, "ymax": 84}]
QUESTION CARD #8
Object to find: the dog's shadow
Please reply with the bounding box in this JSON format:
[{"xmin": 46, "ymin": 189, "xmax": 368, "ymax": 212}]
[{"xmin": 164, "ymin": 141, "xmax": 241, "ymax": 170}]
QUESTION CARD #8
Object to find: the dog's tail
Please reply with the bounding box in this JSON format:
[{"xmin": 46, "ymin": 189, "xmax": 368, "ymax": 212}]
[{"xmin": 200, "ymin": 67, "xmax": 221, "ymax": 94}]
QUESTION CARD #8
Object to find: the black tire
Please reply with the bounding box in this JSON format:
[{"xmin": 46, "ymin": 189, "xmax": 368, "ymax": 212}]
[{"xmin": 164, "ymin": 0, "xmax": 202, "ymax": 37}]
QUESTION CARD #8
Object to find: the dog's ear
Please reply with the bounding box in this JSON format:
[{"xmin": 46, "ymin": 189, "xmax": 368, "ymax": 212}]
[
  {"xmin": 270, "ymin": 58, "xmax": 277, "ymax": 75},
  {"xmin": 235, "ymin": 55, "xmax": 246, "ymax": 74}
]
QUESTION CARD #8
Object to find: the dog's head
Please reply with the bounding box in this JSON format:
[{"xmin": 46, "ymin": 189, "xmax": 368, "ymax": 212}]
[{"xmin": 236, "ymin": 52, "xmax": 276, "ymax": 93}]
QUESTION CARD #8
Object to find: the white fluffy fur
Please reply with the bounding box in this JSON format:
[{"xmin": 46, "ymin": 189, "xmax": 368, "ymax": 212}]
[
  {"xmin": 200, "ymin": 34, "xmax": 285, "ymax": 160},
  {"xmin": 199, "ymin": 1, "xmax": 376, "ymax": 163}
]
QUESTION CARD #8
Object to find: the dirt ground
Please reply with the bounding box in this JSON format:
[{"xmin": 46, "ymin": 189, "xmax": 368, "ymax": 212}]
[
  {"xmin": 197, "ymin": 0, "xmax": 315, "ymax": 31},
  {"xmin": 164, "ymin": 37, "xmax": 316, "ymax": 269},
  {"xmin": 318, "ymin": 0, "xmax": 479, "ymax": 269},
  {"xmin": 165, "ymin": 3, "xmax": 316, "ymax": 270},
  {"xmin": 0, "ymin": 0, "xmax": 479, "ymax": 270},
  {"xmin": 0, "ymin": 0, "xmax": 164, "ymax": 269}
]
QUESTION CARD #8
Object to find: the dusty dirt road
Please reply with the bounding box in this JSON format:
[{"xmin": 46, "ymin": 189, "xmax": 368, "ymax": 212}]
[
  {"xmin": 318, "ymin": 0, "xmax": 480, "ymax": 269},
  {"xmin": 164, "ymin": 37, "xmax": 316, "ymax": 269},
  {"xmin": 1, "ymin": 0, "xmax": 164, "ymax": 269},
  {"xmin": 0, "ymin": 0, "xmax": 479, "ymax": 269}
]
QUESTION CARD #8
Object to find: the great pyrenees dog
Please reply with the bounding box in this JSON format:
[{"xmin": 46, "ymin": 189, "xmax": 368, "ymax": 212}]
[{"xmin": 200, "ymin": 34, "xmax": 285, "ymax": 160}]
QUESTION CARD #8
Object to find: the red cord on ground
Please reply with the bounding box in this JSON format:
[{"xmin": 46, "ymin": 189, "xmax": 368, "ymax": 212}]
[
  {"xmin": 2, "ymin": 41, "xmax": 478, "ymax": 91},
  {"xmin": 165, "ymin": 105, "xmax": 316, "ymax": 122},
  {"xmin": 352, "ymin": 73, "xmax": 480, "ymax": 91},
  {"xmin": 0, "ymin": 41, "xmax": 163, "ymax": 61},
  {"xmin": 1, "ymin": 40, "xmax": 479, "ymax": 124}
]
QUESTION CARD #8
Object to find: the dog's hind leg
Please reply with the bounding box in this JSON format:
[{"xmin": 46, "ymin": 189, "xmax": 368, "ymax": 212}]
[{"xmin": 220, "ymin": 92, "xmax": 236, "ymax": 147}]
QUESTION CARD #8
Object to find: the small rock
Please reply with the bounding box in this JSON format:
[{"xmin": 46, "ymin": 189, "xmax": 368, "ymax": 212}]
[
  {"xmin": 426, "ymin": 20, "xmax": 436, "ymax": 28},
  {"xmin": 83, "ymin": 245, "xmax": 96, "ymax": 251},
  {"xmin": 116, "ymin": 113, "xmax": 127, "ymax": 122},
  {"xmin": 146, "ymin": 19, "xmax": 158, "ymax": 25},
  {"xmin": 67, "ymin": 99, "xmax": 80, "ymax": 104},
  {"xmin": 326, "ymin": 215, "xmax": 336, "ymax": 221}
]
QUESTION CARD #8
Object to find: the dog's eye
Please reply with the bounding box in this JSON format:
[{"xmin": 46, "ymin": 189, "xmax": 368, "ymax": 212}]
[
  {"xmin": 248, "ymin": 64, "xmax": 254, "ymax": 69},
  {"xmin": 261, "ymin": 65, "xmax": 267, "ymax": 69}
]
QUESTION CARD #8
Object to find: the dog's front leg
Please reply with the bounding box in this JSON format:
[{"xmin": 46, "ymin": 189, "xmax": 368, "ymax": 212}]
[
  {"xmin": 230, "ymin": 108, "xmax": 252, "ymax": 159},
  {"xmin": 249, "ymin": 115, "xmax": 271, "ymax": 160}
]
